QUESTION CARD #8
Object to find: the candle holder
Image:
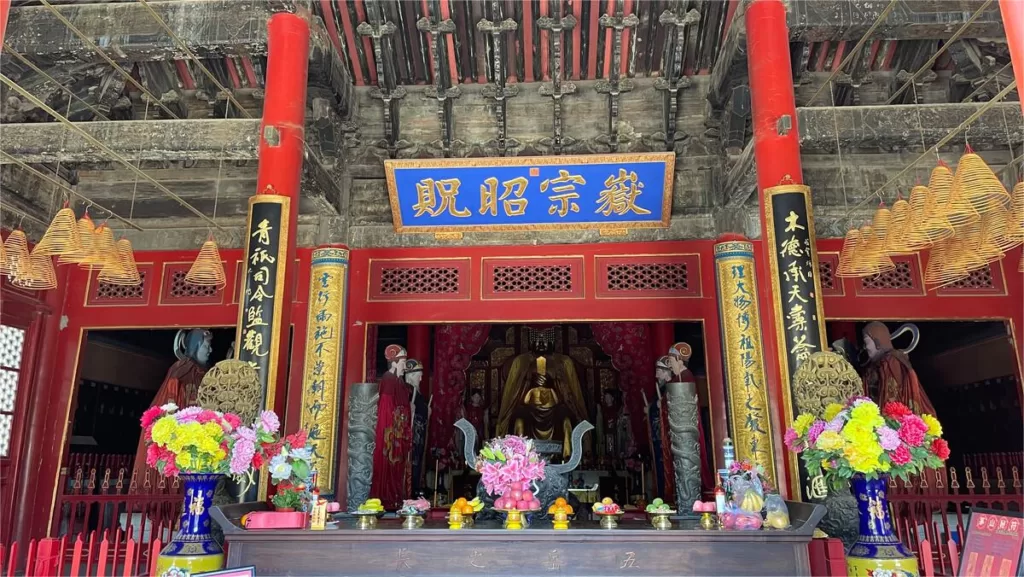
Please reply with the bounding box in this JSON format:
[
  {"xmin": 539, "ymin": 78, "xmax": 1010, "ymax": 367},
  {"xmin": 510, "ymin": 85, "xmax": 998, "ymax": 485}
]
[
  {"xmin": 401, "ymin": 514, "xmax": 424, "ymax": 530},
  {"xmin": 596, "ymin": 511, "xmax": 624, "ymax": 530},
  {"xmin": 700, "ymin": 512, "xmax": 717, "ymax": 530},
  {"xmin": 352, "ymin": 511, "xmax": 381, "ymax": 530},
  {"xmin": 647, "ymin": 511, "xmax": 675, "ymax": 530}
]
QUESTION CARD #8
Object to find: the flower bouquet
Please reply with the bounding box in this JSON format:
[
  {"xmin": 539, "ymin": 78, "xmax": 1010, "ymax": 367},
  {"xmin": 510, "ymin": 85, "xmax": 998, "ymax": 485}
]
[
  {"xmin": 784, "ymin": 397, "xmax": 949, "ymax": 489},
  {"xmin": 784, "ymin": 396, "xmax": 948, "ymax": 575},
  {"xmin": 475, "ymin": 435, "xmax": 546, "ymax": 512}
]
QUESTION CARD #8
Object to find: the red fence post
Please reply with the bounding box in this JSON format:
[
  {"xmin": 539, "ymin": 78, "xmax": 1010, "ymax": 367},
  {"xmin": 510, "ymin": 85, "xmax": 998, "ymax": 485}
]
[{"xmin": 30, "ymin": 538, "xmax": 61, "ymax": 577}]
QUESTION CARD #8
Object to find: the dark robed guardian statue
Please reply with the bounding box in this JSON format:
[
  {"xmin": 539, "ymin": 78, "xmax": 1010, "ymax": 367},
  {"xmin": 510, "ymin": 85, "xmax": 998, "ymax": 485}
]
[
  {"xmin": 371, "ymin": 344, "xmax": 413, "ymax": 510},
  {"xmin": 132, "ymin": 329, "xmax": 212, "ymax": 489},
  {"xmin": 861, "ymin": 322, "xmax": 936, "ymax": 416}
]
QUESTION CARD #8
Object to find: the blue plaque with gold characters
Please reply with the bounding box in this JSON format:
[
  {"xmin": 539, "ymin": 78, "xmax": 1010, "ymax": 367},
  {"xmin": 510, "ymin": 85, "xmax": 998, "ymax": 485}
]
[{"xmin": 385, "ymin": 153, "xmax": 675, "ymax": 233}]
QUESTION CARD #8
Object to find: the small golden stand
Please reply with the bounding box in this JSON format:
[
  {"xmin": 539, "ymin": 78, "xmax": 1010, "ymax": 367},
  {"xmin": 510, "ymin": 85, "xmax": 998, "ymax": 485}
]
[{"xmin": 353, "ymin": 512, "xmax": 379, "ymax": 530}]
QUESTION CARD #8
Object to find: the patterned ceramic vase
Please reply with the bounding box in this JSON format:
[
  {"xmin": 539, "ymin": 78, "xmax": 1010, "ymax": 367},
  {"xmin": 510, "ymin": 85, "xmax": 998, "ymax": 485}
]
[
  {"xmin": 845, "ymin": 474, "xmax": 919, "ymax": 577},
  {"xmin": 154, "ymin": 473, "xmax": 225, "ymax": 577}
]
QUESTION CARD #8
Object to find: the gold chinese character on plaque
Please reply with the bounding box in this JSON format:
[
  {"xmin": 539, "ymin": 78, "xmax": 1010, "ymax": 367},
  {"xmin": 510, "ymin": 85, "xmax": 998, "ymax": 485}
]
[
  {"xmin": 597, "ymin": 169, "xmax": 651, "ymax": 216},
  {"xmin": 480, "ymin": 176, "xmax": 529, "ymax": 216},
  {"xmin": 540, "ymin": 169, "xmax": 585, "ymax": 217},
  {"xmin": 413, "ymin": 178, "xmax": 470, "ymax": 218}
]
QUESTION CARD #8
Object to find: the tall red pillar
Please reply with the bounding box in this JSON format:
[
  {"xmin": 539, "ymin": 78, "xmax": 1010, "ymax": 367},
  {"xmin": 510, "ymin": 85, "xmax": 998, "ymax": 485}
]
[
  {"xmin": 747, "ymin": 0, "xmax": 803, "ymax": 188},
  {"xmin": 1001, "ymin": 0, "xmax": 1024, "ymax": 114},
  {"xmin": 746, "ymin": 0, "xmax": 830, "ymax": 499},
  {"xmin": 0, "ymin": 0, "xmax": 11, "ymax": 47},
  {"xmin": 235, "ymin": 12, "xmax": 309, "ymax": 498},
  {"xmin": 407, "ymin": 325, "xmax": 432, "ymax": 397}
]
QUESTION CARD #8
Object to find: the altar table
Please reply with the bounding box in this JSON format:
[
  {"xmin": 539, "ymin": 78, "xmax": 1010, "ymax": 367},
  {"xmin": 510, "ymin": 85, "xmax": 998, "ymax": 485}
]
[{"xmin": 212, "ymin": 501, "xmax": 826, "ymax": 577}]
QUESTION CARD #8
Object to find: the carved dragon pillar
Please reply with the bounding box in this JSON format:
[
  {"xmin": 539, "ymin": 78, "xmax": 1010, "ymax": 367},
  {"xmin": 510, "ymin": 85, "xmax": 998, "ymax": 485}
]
[
  {"xmin": 664, "ymin": 381, "xmax": 702, "ymax": 514},
  {"xmin": 345, "ymin": 382, "xmax": 380, "ymax": 512}
]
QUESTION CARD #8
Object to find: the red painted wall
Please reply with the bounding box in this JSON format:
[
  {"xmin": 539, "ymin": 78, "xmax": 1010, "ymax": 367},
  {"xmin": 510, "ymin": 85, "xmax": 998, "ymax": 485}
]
[{"xmin": 8, "ymin": 239, "xmax": 1022, "ymax": 539}]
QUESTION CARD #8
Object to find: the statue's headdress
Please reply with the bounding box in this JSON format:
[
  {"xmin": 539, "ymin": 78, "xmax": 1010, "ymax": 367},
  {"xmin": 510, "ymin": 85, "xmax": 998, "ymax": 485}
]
[
  {"xmin": 174, "ymin": 328, "xmax": 212, "ymax": 361},
  {"xmin": 527, "ymin": 326, "xmax": 556, "ymax": 349},
  {"xmin": 669, "ymin": 342, "xmax": 692, "ymax": 362},
  {"xmin": 385, "ymin": 344, "xmax": 408, "ymax": 363},
  {"xmin": 656, "ymin": 355, "xmax": 672, "ymax": 370},
  {"xmin": 405, "ymin": 358, "xmax": 423, "ymax": 374}
]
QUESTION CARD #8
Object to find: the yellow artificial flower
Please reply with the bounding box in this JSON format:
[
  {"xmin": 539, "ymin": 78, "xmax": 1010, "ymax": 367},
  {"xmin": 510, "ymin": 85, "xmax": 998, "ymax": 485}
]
[
  {"xmin": 816, "ymin": 430, "xmax": 845, "ymax": 452},
  {"xmin": 849, "ymin": 402, "xmax": 884, "ymax": 428},
  {"xmin": 821, "ymin": 459, "xmax": 832, "ymax": 470},
  {"xmin": 922, "ymin": 414, "xmax": 943, "ymax": 437},
  {"xmin": 823, "ymin": 403, "xmax": 845, "ymax": 422},
  {"xmin": 793, "ymin": 414, "xmax": 816, "ymax": 436},
  {"xmin": 151, "ymin": 417, "xmax": 176, "ymax": 444},
  {"xmin": 844, "ymin": 447, "xmax": 883, "ymax": 473},
  {"xmin": 202, "ymin": 421, "xmax": 224, "ymax": 438},
  {"xmin": 176, "ymin": 452, "xmax": 195, "ymax": 470}
]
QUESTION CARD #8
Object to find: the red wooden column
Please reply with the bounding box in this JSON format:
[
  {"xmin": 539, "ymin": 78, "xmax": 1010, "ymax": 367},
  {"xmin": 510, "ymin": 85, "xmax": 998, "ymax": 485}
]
[
  {"xmin": 1000, "ymin": 0, "xmax": 1024, "ymax": 114},
  {"xmin": 746, "ymin": 0, "xmax": 827, "ymax": 498},
  {"xmin": 0, "ymin": 0, "xmax": 11, "ymax": 47},
  {"xmin": 407, "ymin": 325, "xmax": 432, "ymax": 397},
  {"xmin": 12, "ymin": 266, "xmax": 68, "ymax": 543},
  {"xmin": 650, "ymin": 322, "xmax": 675, "ymax": 361},
  {"xmin": 235, "ymin": 12, "xmax": 308, "ymax": 499}
]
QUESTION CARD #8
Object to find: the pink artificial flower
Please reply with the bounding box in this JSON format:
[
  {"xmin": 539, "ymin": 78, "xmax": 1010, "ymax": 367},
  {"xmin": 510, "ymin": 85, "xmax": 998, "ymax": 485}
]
[
  {"xmin": 807, "ymin": 420, "xmax": 826, "ymax": 444},
  {"xmin": 890, "ymin": 444, "xmax": 912, "ymax": 466},
  {"xmin": 825, "ymin": 416, "xmax": 844, "ymax": 433},
  {"xmin": 877, "ymin": 426, "xmax": 900, "ymax": 451},
  {"xmin": 260, "ymin": 410, "xmax": 280, "ymax": 434},
  {"xmin": 140, "ymin": 406, "xmax": 164, "ymax": 429},
  {"xmin": 898, "ymin": 415, "xmax": 927, "ymax": 447},
  {"xmin": 783, "ymin": 428, "xmax": 799, "ymax": 449},
  {"xmin": 931, "ymin": 438, "xmax": 951, "ymax": 461},
  {"xmin": 223, "ymin": 413, "xmax": 241, "ymax": 429},
  {"xmin": 175, "ymin": 406, "xmax": 203, "ymax": 423}
]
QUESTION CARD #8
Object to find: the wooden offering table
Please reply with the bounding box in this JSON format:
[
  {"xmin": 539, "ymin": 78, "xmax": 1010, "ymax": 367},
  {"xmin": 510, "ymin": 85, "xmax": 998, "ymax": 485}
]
[{"xmin": 212, "ymin": 502, "xmax": 826, "ymax": 577}]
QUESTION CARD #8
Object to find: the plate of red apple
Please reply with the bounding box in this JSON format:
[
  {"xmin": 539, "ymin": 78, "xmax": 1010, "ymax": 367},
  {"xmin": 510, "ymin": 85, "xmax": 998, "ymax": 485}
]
[{"xmin": 492, "ymin": 481, "xmax": 542, "ymax": 512}]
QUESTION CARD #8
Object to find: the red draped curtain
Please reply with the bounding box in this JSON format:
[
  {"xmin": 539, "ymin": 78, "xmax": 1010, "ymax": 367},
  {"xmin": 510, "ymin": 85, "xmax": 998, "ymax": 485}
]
[
  {"xmin": 364, "ymin": 325, "xmax": 379, "ymax": 382},
  {"xmin": 428, "ymin": 324, "xmax": 492, "ymax": 469},
  {"xmin": 590, "ymin": 322, "xmax": 656, "ymax": 456}
]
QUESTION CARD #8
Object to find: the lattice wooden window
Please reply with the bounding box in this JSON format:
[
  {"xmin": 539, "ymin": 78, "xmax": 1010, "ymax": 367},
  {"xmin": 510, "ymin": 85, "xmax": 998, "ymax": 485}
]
[
  {"xmin": 818, "ymin": 261, "xmax": 836, "ymax": 291},
  {"xmin": 606, "ymin": 262, "xmax": 688, "ymax": 292},
  {"xmin": 492, "ymin": 264, "xmax": 573, "ymax": 293},
  {"xmin": 595, "ymin": 254, "xmax": 700, "ymax": 298},
  {"xmin": 938, "ymin": 264, "xmax": 1004, "ymax": 294},
  {"xmin": 369, "ymin": 259, "xmax": 470, "ymax": 301},
  {"xmin": 855, "ymin": 257, "xmax": 922, "ymax": 295},
  {"xmin": 0, "ymin": 325, "xmax": 25, "ymax": 457},
  {"xmin": 380, "ymin": 267, "xmax": 461, "ymax": 294},
  {"xmin": 482, "ymin": 257, "xmax": 583, "ymax": 299},
  {"xmin": 93, "ymin": 270, "xmax": 149, "ymax": 302},
  {"xmin": 160, "ymin": 267, "xmax": 223, "ymax": 305}
]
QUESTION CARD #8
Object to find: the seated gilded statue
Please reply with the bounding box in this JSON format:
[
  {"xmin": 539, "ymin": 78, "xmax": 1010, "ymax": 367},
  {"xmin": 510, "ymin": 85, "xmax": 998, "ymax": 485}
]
[{"xmin": 495, "ymin": 331, "xmax": 587, "ymax": 459}]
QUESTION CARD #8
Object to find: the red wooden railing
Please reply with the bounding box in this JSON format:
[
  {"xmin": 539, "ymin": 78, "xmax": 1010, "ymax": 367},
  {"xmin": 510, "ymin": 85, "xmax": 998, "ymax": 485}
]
[
  {"xmin": 1, "ymin": 529, "xmax": 163, "ymax": 577},
  {"xmin": 53, "ymin": 454, "xmax": 183, "ymax": 552},
  {"xmin": 920, "ymin": 538, "xmax": 962, "ymax": 577}
]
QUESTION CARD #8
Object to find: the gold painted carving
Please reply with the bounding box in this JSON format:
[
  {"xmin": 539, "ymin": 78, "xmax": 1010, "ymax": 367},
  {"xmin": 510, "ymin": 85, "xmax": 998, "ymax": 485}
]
[
  {"xmin": 791, "ymin": 351, "xmax": 862, "ymax": 417},
  {"xmin": 300, "ymin": 247, "xmax": 350, "ymax": 492},
  {"xmin": 197, "ymin": 360, "xmax": 262, "ymax": 426},
  {"xmin": 714, "ymin": 241, "xmax": 776, "ymax": 486}
]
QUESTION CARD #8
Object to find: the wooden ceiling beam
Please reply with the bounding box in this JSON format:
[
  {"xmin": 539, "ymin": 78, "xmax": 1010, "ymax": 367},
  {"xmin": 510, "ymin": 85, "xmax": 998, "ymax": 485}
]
[
  {"xmin": 0, "ymin": 118, "xmax": 261, "ymax": 164},
  {"xmin": 790, "ymin": 0, "xmax": 1004, "ymax": 42},
  {"xmin": 4, "ymin": 0, "xmax": 353, "ymax": 115}
]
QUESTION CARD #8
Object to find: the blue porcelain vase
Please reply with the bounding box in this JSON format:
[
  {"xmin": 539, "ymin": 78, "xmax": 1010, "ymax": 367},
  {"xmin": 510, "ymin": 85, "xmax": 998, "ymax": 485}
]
[
  {"xmin": 153, "ymin": 473, "xmax": 225, "ymax": 577},
  {"xmin": 845, "ymin": 474, "xmax": 919, "ymax": 577}
]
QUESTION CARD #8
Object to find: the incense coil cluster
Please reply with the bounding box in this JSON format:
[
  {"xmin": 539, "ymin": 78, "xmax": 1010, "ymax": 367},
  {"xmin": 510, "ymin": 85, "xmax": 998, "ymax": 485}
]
[{"xmin": 839, "ymin": 149, "xmax": 1023, "ymax": 287}]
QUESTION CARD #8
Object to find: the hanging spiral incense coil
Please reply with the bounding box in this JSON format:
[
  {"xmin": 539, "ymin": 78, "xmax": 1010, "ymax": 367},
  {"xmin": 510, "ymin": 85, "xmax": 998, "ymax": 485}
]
[
  {"xmin": 934, "ymin": 163, "xmax": 979, "ymax": 229},
  {"xmin": 983, "ymin": 201, "xmax": 1022, "ymax": 252},
  {"xmin": 952, "ymin": 151, "xmax": 1012, "ymax": 216},
  {"xmin": 908, "ymin": 183, "xmax": 955, "ymax": 248},
  {"xmin": 1007, "ymin": 181, "xmax": 1024, "ymax": 244},
  {"xmin": 35, "ymin": 205, "xmax": 81, "ymax": 257},
  {"xmin": 13, "ymin": 248, "xmax": 57, "ymax": 290},
  {"xmin": 836, "ymin": 229, "xmax": 862, "ymax": 277},
  {"xmin": 1, "ymin": 230, "xmax": 30, "ymax": 277},
  {"xmin": 975, "ymin": 213, "xmax": 1008, "ymax": 263},
  {"xmin": 884, "ymin": 198, "xmax": 913, "ymax": 255},
  {"xmin": 871, "ymin": 203, "xmax": 892, "ymax": 247},
  {"xmin": 924, "ymin": 239, "xmax": 969, "ymax": 286},
  {"xmin": 186, "ymin": 239, "xmax": 227, "ymax": 289},
  {"xmin": 98, "ymin": 238, "xmax": 142, "ymax": 286},
  {"xmin": 953, "ymin": 222, "xmax": 995, "ymax": 271},
  {"xmin": 852, "ymin": 224, "xmax": 895, "ymax": 276},
  {"xmin": 93, "ymin": 223, "xmax": 119, "ymax": 270},
  {"xmin": 58, "ymin": 214, "xmax": 100, "ymax": 266}
]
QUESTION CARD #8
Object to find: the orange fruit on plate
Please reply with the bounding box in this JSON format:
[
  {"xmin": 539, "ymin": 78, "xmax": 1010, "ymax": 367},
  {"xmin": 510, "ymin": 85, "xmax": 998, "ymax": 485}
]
[
  {"xmin": 555, "ymin": 497, "xmax": 567, "ymax": 505},
  {"xmin": 455, "ymin": 497, "xmax": 468, "ymax": 506},
  {"xmin": 461, "ymin": 504, "xmax": 474, "ymax": 515}
]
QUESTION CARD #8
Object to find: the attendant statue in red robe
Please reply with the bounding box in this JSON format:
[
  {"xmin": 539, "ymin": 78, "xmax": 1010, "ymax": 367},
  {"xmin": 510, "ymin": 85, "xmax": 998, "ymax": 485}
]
[
  {"xmin": 371, "ymin": 344, "xmax": 412, "ymax": 509},
  {"xmin": 667, "ymin": 343, "xmax": 714, "ymax": 494},
  {"xmin": 862, "ymin": 322, "xmax": 936, "ymax": 416},
  {"xmin": 132, "ymin": 329, "xmax": 212, "ymax": 490}
]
